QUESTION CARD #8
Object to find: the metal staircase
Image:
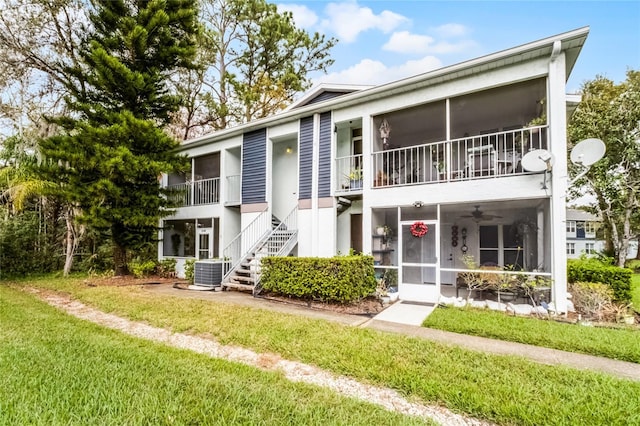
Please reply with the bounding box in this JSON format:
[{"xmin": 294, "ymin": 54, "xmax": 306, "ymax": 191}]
[{"xmin": 222, "ymin": 207, "xmax": 297, "ymax": 295}]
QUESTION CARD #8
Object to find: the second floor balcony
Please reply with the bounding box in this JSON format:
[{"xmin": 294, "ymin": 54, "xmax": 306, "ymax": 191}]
[
  {"xmin": 168, "ymin": 177, "xmax": 220, "ymax": 207},
  {"xmin": 336, "ymin": 126, "xmax": 548, "ymax": 194}
]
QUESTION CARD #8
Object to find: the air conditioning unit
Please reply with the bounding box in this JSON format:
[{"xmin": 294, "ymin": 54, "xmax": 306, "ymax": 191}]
[{"xmin": 194, "ymin": 260, "xmax": 227, "ymax": 288}]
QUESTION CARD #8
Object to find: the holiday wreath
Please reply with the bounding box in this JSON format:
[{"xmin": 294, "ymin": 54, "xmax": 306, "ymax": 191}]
[{"xmin": 410, "ymin": 221, "xmax": 428, "ymax": 238}]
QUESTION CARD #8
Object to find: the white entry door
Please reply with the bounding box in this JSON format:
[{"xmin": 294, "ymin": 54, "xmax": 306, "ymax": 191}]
[
  {"xmin": 440, "ymin": 226, "xmax": 456, "ymax": 285},
  {"xmin": 399, "ymin": 220, "xmax": 440, "ymax": 303},
  {"xmin": 197, "ymin": 228, "xmax": 212, "ymax": 259}
]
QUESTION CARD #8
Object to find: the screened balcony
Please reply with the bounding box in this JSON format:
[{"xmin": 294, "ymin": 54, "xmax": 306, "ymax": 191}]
[
  {"xmin": 335, "ymin": 77, "xmax": 549, "ymax": 193},
  {"xmin": 166, "ymin": 152, "xmax": 221, "ymax": 206}
]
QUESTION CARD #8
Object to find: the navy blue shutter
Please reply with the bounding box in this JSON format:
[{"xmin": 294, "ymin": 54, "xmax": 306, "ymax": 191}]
[
  {"xmin": 299, "ymin": 116, "xmax": 313, "ymax": 199},
  {"xmin": 317, "ymin": 112, "xmax": 332, "ymax": 198},
  {"xmin": 241, "ymin": 129, "xmax": 266, "ymax": 204}
]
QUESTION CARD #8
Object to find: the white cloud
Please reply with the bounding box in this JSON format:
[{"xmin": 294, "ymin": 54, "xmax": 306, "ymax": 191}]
[
  {"xmin": 314, "ymin": 56, "xmax": 443, "ymax": 86},
  {"xmin": 321, "ymin": 1, "xmax": 409, "ymax": 43},
  {"xmin": 383, "ymin": 31, "xmax": 477, "ymax": 55},
  {"xmin": 432, "ymin": 23, "xmax": 469, "ymax": 38},
  {"xmin": 426, "ymin": 39, "xmax": 477, "ymax": 54},
  {"xmin": 382, "ymin": 31, "xmax": 434, "ymax": 54},
  {"xmin": 277, "ymin": 4, "xmax": 318, "ymax": 28}
]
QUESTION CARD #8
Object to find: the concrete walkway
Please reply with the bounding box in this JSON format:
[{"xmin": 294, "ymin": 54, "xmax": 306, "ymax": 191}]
[
  {"xmin": 144, "ymin": 284, "xmax": 640, "ymax": 382},
  {"xmin": 371, "ymin": 300, "xmax": 436, "ymax": 325}
]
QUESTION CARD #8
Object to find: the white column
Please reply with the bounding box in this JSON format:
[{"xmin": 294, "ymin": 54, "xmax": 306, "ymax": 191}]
[
  {"xmin": 362, "ymin": 115, "xmax": 372, "ymax": 255},
  {"xmin": 548, "ymin": 42, "xmax": 568, "ymax": 313},
  {"xmin": 311, "ymin": 113, "xmax": 320, "ymax": 256}
]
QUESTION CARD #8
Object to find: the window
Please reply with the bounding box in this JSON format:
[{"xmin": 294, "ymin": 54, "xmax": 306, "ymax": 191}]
[
  {"xmin": 163, "ymin": 219, "xmax": 196, "ymax": 257},
  {"xmin": 352, "ymin": 128, "xmax": 363, "ymax": 169},
  {"xmin": 566, "ymin": 221, "xmax": 576, "ymax": 233},
  {"xmin": 566, "ymin": 243, "xmax": 575, "ymax": 255},
  {"xmin": 479, "ymin": 225, "xmax": 524, "ymax": 269},
  {"xmin": 585, "ymin": 242, "xmax": 595, "ymax": 254},
  {"xmin": 585, "ymin": 222, "xmax": 597, "ymax": 234}
]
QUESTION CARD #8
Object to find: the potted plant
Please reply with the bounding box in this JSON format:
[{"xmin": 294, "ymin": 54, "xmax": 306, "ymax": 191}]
[
  {"xmin": 348, "ymin": 168, "xmax": 363, "ymax": 189},
  {"xmin": 375, "ymin": 224, "xmax": 393, "ymax": 238},
  {"xmin": 377, "ymin": 268, "xmax": 398, "ymax": 304},
  {"xmin": 382, "ymin": 268, "xmax": 397, "ymax": 291}
]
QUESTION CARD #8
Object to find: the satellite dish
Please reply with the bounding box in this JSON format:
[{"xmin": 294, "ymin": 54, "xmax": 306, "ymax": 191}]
[
  {"xmin": 521, "ymin": 149, "xmax": 554, "ymax": 172},
  {"xmin": 570, "ymin": 138, "xmax": 606, "ymax": 166}
]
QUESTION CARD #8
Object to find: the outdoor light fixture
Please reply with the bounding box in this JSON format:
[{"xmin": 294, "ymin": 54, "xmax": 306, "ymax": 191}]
[
  {"xmin": 413, "ymin": 200, "xmax": 424, "ymax": 208},
  {"xmin": 286, "ymin": 147, "xmax": 292, "ymax": 154}
]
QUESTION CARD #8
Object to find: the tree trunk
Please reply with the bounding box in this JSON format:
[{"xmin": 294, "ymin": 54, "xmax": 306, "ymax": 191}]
[
  {"xmin": 63, "ymin": 215, "xmax": 75, "ymax": 276},
  {"xmin": 62, "ymin": 207, "xmax": 84, "ymax": 277},
  {"xmin": 617, "ymin": 199, "xmax": 633, "ymax": 268},
  {"xmin": 113, "ymin": 243, "xmax": 129, "ymax": 276}
]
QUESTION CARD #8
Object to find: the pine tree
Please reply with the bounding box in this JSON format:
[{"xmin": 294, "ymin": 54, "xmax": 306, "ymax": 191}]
[{"xmin": 40, "ymin": 0, "xmax": 198, "ymax": 275}]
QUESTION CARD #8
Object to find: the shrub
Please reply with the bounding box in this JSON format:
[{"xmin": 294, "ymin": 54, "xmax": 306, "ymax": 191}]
[
  {"xmin": 75, "ymin": 239, "xmax": 114, "ymax": 273},
  {"xmin": 0, "ymin": 209, "xmax": 59, "ymax": 276},
  {"xmin": 184, "ymin": 259, "xmax": 196, "ymax": 283},
  {"xmin": 569, "ymin": 282, "xmax": 614, "ymax": 320},
  {"xmin": 567, "ymin": 259, "xmax": 632, "ymax": 303},
  {"xmin": 157, "ymin": 258, "xmax": 177, "ymax": 278},
  {"xmin": 261, "ymin": 255, "xmax": 377, "ymax": 303},
  {"xmin": 129, "ymin": 260, "xmax": 156, "ymax": 278},
  {"xmin": 625, "ymin": 259, "xmax": 640, "ymax": 273}
]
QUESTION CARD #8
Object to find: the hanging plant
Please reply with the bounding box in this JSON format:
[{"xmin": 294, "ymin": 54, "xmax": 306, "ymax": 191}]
[{"xmin": 410, "ymin": 221, "xmax": 428, "ymax": 238}]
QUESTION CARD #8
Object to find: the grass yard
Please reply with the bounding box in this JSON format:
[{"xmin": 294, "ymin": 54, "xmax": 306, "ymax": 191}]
[
  {"xmin": 0, "ymin": 286, "xmax": 427, "ymax": 425},
  {"xmin": 424, "ymin": 273, "xmax": 640, "ymax": 362},
  {"xmin": 423, "ymin": 306, "xmax": 640, "ymax": 363},
  {"xmin": 9, "ymin": 276, "xmax": 640, "ymax": 426}
]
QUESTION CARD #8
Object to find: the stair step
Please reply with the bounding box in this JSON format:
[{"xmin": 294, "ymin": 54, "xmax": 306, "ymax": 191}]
[
  {"xmin": 223, "ymin": 282, "xmax": 255, "ymax": 292},
  {"xmin": 231, "ymin": 275, "xmax": 255, "ymax": 283},
  {"xmin": 235, "ymin": 268, "xmax": 252, "ymax": 275}
]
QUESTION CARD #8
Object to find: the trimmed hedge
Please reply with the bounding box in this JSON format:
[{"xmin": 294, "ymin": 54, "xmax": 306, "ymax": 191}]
[
  {"xmin": 625, "ymin": 259, "xmax": 640, "ymax": 273},
  {"xmin": 567, "ymin": 259, "xmax": 632, "ymax": 303},
  {"xmin": 261, "ymin": 255, "xmax": 377, "ymax": 303}
]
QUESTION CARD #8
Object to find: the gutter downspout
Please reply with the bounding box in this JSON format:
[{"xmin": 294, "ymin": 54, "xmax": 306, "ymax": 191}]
[{"xmin": 548, "ymin": 39, "xmax": 569, "ymax": 314}]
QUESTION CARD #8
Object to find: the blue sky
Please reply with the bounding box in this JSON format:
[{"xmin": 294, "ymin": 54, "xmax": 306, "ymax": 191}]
[{"xmin": 276, "ymin": 0, "xmax": 640, "ymax": 93}]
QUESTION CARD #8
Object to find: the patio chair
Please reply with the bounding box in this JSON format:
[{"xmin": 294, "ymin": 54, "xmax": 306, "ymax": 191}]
[{"xmin": 467, "ymin": 145, "xmax": 497, "ymax": 176}]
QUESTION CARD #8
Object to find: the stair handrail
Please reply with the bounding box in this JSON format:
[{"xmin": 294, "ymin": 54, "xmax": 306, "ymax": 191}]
[
  {"xmin": 275, "ymin": 206, "xmax": 297, "ymax": 233},
  {"xmin": 251, "ymin": 206, "xmax": 299, "ymax": 294},
  {"xmin": 222, "ymin": 208, "xmax": 271, "ymax": 280}
]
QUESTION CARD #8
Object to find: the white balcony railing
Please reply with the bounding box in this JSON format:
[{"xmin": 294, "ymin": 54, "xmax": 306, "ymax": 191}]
[
  {"xmin": 335, "ymin": 154, "xmax": 363, "ymax": 193},
  {"xmin": 167, "ymin": 182, "xmax": 191, "ymax": 206},
  {"xmin": 193, "ymin": 177, "xmax": 220, "ymax": 205},
  {"xmin": 226, "ymin": 174, "xmax": 241, "ymax": 205},
  {"xmin": 167, "ymin": 177, "xmax": 220, "ymax": 207},
  {"xmin": 364, "ymin": 126, "xmax": 548, "ymax": 190}
]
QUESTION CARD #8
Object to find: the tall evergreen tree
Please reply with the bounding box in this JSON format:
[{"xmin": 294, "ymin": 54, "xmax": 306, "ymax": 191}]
[{"xmin": 40, "ymin": 0, "xmax": 198, "ymax": 275}]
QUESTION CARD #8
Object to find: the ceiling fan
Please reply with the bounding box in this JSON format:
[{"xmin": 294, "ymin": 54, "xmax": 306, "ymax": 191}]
[{"xmin": 460, "ymin": 205, "xmax": 502, "ymax": 222}]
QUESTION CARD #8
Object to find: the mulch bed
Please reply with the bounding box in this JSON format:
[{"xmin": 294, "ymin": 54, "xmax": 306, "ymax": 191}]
[
  {"xmin": 83, "ymin": 275, "xmax": 185, "ymax": 287},
  {"xmin": 82, "ymin": 275, "xmax": 387, "ymax": 316},
  {"xmin": 258, "ymin": 292, "xmax": 387, "ymax": 316}
]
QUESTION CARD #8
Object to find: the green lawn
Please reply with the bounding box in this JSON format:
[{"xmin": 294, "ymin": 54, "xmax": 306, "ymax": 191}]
[
  {"xmin": 8, "ymin": 276, "xmax": 640, "ymax": 426},
  {"xmin": 423, "ymin": 305, "xmax": 640, "ymax": 363},
  {"xmin": 0, "ymin": 285, "xmax": 427, "ymax": 425}
]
